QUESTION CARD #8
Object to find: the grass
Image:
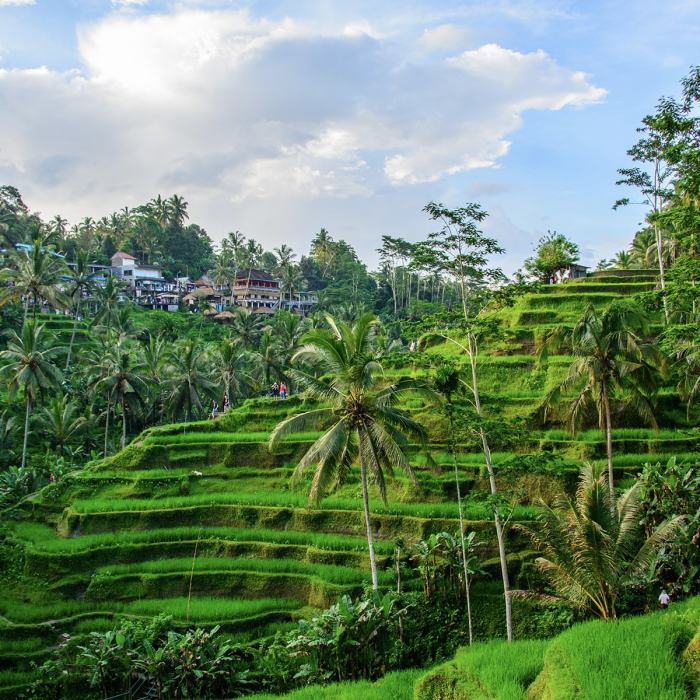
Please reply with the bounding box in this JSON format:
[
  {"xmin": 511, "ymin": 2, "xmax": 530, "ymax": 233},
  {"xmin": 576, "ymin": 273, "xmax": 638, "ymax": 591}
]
[
  {"xmin": 11, "ymin": 522, "xmax": 396, "ymax": 554},
  {"xmin": 143, "ymin": 430, "xmax": 323, "ymax": 445},
  {"xmin": 69, "ymin": 492, "xmax": 539, "ymax": 520},
  {"xmin": 248, "ymin": 669, "xmax": 424, "ymax": 700},
  {"xmin": 415, "ymin": 639, "xmax": 548, "ymax": 699},
  {"xmin": 531, "ymin": 603, "xmax": 699, "ymax": 699},
  {"xmin": 121, "ymin": 596, "xmax": 302, "ymax": 622},
  {"xmin": 96, "ymin": 556, "xmax": 393, "ymax": 586},
  {"xmin": 0, "ymin": 596, "xmax": 302, "ymax": 624}
]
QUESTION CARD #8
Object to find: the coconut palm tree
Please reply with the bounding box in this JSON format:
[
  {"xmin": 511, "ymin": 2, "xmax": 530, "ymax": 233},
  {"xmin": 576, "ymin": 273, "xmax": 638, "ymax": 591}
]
[
  {"xmin": 167, "ymin": 339, "xmax": 216, "ymax": 421},
  {"xmin": 540, "ymin": 302, "xmax": 660, "ymax": 495},
  {"xmin": 611, "ymin": 250, "xmax": 635, "ymax": 269},
  {"xmin": 673, "ymin": 336, "xmax": 700, "ymax": 419},
  {"xmin": 92, "ymin": 275, "xmax": 124, "ymax": 334},
  {"xmin": 137, "ymin": 333, "xmax": 168, "ymax": 423},
  {"xmin": 231, "ymin": 309, "xmax": 263, "ymax": 350},
  {"xmin": 167, "ymin": 194, "xmax": 189, "ymax": 229},
  {"xmin": 214, "ymin": 338, "xmax": 256, "ymax": 406},
  {"xmin": 281, "ymin": 264, "xmax": 304, "ymax": 308},
  {"xmin": 0, "ymin": 235, "xmax": 66, "ymax": 326},
  {"xmin": 311, "ymin": 228, "xmax": 335, "ymax": 276},
  {"xmin": 269, "ymin": 313, "xmax": 434, "ymax": 590},
  {"xmin": 274, "ymin": 244, "xmax": 296, "ymax": 271},
  {"xmin": 36, "ymin": 394, "xmax": 86, "ymax": 455},
  {"xmin": 149, "ymin": 195, "xmax": 171, "ymax": 231},
  {"xmin": 517, "ymin": 463, "xmax": 683, "ymax": 619},
  {"xmin": 64, "ymin": 250, "xmax": 96, "ymax": 370},
  {"xmin": 256, "ymin": 330, "xmax": 284, "ymax": 386},
  {"xmin": 91, "ymin": 341, "xmax": 147, "ymax": 450},
  {"xmin": 432, "ymin": 362, "xmax": 475, "ymax": 641},
  {"xmin": 0, "ymin": 321, "xmax": 63, "ymax": 467}
]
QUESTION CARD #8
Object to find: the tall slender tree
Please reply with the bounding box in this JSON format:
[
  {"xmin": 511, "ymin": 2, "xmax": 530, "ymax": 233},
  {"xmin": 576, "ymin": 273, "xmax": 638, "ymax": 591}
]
[
  {"xmin": 64, "ymin": 250, "xmax": 96, "ymax": 371},
  {"xmin": 91, "ymin": 342, "xmax": 146, "ymax": 450},
  {"xmin": 540, "ymin": 302, "xmax": 660, "ymax": 495},
  {"xmin": 167, "ymin": 340, "xmax": 216, "ymax": 421},
  {"xmin": 0, "ymin": 235, "xmax": 66, "ymax": 326},
  {"xmin": 269, "ymin": 314, "xmax": 434, "ymax": 590},
  {"xmin": 0, "ymin": 321, "xmax": 63, "ymax": 467}
]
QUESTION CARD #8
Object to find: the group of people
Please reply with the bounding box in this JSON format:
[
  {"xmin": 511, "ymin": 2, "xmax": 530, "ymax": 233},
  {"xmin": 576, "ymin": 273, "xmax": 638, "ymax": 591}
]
[
  {"xmin": 210, "ymin": 395, "xmax": 230, "ymax": 419},
  {"xmin": 271, "ymin": 382, "xmax": 288, "ymax": 399},
  {"xmin": 210, "ymin": 383, "xmax": 288, "ymax": 418}
]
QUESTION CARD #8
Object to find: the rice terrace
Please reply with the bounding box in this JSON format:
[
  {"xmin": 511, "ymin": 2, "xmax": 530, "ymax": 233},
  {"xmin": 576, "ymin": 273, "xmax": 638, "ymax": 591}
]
[{"xmin": 0, "ymin": 2, "xmax": 699, "ymax": 699}]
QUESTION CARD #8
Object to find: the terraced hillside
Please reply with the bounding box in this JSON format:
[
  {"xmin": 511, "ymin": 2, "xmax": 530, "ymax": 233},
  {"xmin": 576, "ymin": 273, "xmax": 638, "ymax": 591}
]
[{"xmin": 1, "ymin": 270, "xmax": 698, "ymax": 696}]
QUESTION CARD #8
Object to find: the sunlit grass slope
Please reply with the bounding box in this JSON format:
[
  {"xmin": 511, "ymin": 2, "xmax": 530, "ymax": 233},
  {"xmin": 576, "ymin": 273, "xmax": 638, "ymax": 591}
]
[{"xmin": 1, "ymin": 270, "xmax": 697, "ymax": 697}]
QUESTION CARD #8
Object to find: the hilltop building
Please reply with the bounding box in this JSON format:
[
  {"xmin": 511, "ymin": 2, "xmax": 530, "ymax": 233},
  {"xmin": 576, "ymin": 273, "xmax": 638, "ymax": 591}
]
[{"xmin": 231, "ymin": 268, "xmax": 281, "ymax": 314}]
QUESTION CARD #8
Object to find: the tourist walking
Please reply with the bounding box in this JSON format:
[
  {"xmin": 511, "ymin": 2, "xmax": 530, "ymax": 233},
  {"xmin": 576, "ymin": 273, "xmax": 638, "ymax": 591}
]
[
  {"xmin": 279, "ymin": 382, "xmax": 287, "ymax": 399},
  {"xmin": 658, "ymin": 590, "xmax": 670, "ymax": 609},
  {"xmin": 271, "ymin": 382, "xmax": 279, "ymax": 398},
  {"xmin": 223, "ymin": 395, "xmax": 230, "ymax": 412},
  {"xmin": 211, "ymin": 400, "xmax": 219, "ymax": 419}
]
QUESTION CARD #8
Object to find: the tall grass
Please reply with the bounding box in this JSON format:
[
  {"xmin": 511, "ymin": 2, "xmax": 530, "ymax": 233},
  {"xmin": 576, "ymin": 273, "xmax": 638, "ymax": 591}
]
[
  {"xmin": 0, "ymin": 596, "xmax": 301, "ymax": 624},
  {"xmin": 122, "ymin": 596, "xmax": 301, "ymax": 621},
  {"xmin": 70, "ymin": 492, "xmax": 538, "ymax": 520},
  {"xmin": 248, "ymin": 669, "xmax": 424, "ymax": 700},
  {"xmin": 536, "ymin": 609, "xmax": 697, "ymax": 699},
  {"xmin": 143, "ymin": 431, "xmax": 322, "ymax": 445},
  {"xmin": 97, "ymin": 556, "xmax": 394, "ymax": 585},
  {"xmin": 415, "ymin": 639, "xmax": 548, "ymax": 700},
  {"xmin": 11, "ymin": 522, "xmax": 397, "ymax": 554}
]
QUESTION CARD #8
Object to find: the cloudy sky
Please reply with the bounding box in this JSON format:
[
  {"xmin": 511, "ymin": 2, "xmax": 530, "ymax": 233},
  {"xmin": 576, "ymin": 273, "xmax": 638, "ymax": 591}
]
[{"xmin": 0, "ymin": 1, "xmax": 698, "ymax": 272}]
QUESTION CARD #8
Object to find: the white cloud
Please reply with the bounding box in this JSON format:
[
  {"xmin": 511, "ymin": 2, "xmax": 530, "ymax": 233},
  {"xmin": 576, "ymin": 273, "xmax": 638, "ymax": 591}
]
[
  {"xmin": 0, "ymin": 0, "xmax": 35, "ymax": 6},
  {"xmin": 418, "ymin": 24, "xmax": 472, "ymax": 51},
  {"xmin": 111, "ymin": 0, "xmax": 149, "ymax": 6},
  {"xmin": 0, "ymin": 7, "xmax": 605, "ymax": 253}
]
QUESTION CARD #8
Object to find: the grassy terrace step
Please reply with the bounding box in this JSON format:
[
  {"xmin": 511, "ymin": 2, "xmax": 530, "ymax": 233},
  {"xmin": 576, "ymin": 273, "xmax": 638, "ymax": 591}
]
[
  {"xmin": 587, "ymin": 269, "xmax": 657, "ymax": 279},
  {"xmin": 90, "ymin": 556, "xmax": 390, "ymax": 585},
  {"xmin": 60, "ymin": 501, "xmax": 532, "ymax": 543},
  {"xmin": 12, "ymin": 523, "xmax": 395, "ymax": 578},
  {"xmin": 0, "ymin": 596, "xmax": 303, "ymax": 626},
  {"xmin": 66, "ymin": 492, "xmax": 537, "ymax": 520},
  {"xmin": 537, "ymin": 282, "xmax": 656, "ymax": 294},
  {"xmin": 59, "ymin": 555, "xmax": 398, "ymax": 607}
]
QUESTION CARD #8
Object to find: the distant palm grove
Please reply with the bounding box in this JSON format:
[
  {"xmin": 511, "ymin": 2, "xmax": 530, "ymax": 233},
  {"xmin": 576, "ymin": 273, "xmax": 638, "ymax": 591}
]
[{"xmin": 0, "ymin": 69, "xmax": 698, "ymax": 700}]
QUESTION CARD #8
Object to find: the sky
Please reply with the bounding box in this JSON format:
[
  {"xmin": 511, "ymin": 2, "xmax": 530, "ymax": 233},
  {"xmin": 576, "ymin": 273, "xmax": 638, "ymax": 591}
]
[{"xmin": 0, "ymin": 1, "xmax": 698, "ymax": 274}]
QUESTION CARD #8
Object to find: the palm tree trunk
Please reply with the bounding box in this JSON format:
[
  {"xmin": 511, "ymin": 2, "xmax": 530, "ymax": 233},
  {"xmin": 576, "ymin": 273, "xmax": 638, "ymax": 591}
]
[
  {"xmin": 121, "ymin": 395, "xmax": 127, "ymax": 450},
  {"xmin": 465, "ymin": 576, "xmax": 473, "ymax": 647},
  {"xmin": 65, "ymin": 295, "xmax": 81, "ymax": 371},
  {"xmin": 602, "ymin": 384, "xmax": 614, "ymax": 496},
  {"xmin": 654, "ymin": 222, "xmax": 669, "ymax": 324},
  {"xmin": 22, "ymin": 295, "xmax": 29, "ymax": 330},
  {"xmin": 450, "ymin": 411, "xmax": 472, "ymax": 644},
  {"xmin": 21, "ymin": 395, "xmax": 31, "ymax": 469},
  {"xmin": 360, "ymin": 458, "xmax": 379, "ymax": 591},
  {"xmin": 104, "ymin": 401, "xmax": 111, "ymax": 457},
  {"xmin": 468, "ymin": 334, "xmax": 512, "ymax": 641}
]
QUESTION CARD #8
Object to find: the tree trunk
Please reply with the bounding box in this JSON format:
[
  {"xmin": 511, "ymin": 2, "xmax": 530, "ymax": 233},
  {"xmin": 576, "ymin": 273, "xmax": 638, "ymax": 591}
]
[
  {"xmin": 360, "ymin": 457, "xmax": 379, "ymax": 591},
  {"xmin": 65, "ymin": 295, "xmax": 81, "ymax": 371},
  {"xmin": 602, "ymin": 383, "xmax": 614, "ymax": 497},
  {"xmin": 121, "ymin": 395, "xmax": 127, "ymax": 450},
  {"xmin": 446, "ymin": 404, "xmax": 473, "ymax": 642},
  {"xmin": 104, "ymin": 401, "xmax": 111, "ymax": 457},
  {"xmin": 21, "ymin": 395, "xmax": 31, "ymax": 469},
  {"xmin": 466, "ymin": 576, "xmax": 473, "ymax": 647},
  {"xmin": 22, "ymin": 295, "xmax": 29, "ymax": 330},
  {"xmin": 468, "ymin": 334, "xmax": 512, "ymax": 641},
  {"xmin": 654, "ymin": 222, "xmax": 669, "ymax": 323}
]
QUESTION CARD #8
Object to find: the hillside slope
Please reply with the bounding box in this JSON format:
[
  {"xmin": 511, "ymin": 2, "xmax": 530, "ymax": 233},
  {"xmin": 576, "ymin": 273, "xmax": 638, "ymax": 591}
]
[{"xmin": 1, "ymin": 271, "xmax": 697, "ymax": 696}]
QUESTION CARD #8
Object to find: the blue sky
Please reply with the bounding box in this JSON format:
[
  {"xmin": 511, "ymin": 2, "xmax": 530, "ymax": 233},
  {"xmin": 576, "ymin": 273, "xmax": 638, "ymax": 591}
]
[{"xmin": 0, "ymin": 0, "xmax": 698, "ymax": 273}]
